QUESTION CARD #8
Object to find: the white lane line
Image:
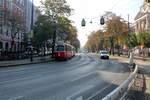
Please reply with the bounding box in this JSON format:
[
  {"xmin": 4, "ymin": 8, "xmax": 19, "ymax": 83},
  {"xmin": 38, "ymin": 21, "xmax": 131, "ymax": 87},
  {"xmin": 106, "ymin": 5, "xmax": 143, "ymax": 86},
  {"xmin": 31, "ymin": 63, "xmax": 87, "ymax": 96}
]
[
  {"xmin": 9, "ymin": 96, "xmax": 24, "ymax": 100},
  {"xmin": 70, "ymin": 72, "xmax": 95, "ymax": 82},
  {"xmin": 66, "ymin": 85, "xmax": 94, "ymax": 100}
]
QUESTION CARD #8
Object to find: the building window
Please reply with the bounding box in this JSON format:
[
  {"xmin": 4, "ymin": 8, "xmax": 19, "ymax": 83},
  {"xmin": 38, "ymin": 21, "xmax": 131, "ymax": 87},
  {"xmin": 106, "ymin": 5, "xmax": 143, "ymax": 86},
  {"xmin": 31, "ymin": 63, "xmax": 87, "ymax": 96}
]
[
  {"xmin": 136, "ymin": 23, "xmax": 138, "ymax": 30},
  {"xmin": 0, "ymin": 41, "xmax": 3, "ymax": 50},
  {"xmin": 144, "ymin": 19, "xmax": 146, "ymax": 29},
  {"xmin": 5, "ymin": 42, "xmax": 9, "ymax": 51},
  {"xmin": 21, "ymin": 0, "xmax": 24, "ymax": 6},
  {"xmin": 0, "ymin": 0, "xmax": 3, "ymax": 6},
  {"xmin": 0, "ymin": 22, "xmax": 3, "ymax": 34}
]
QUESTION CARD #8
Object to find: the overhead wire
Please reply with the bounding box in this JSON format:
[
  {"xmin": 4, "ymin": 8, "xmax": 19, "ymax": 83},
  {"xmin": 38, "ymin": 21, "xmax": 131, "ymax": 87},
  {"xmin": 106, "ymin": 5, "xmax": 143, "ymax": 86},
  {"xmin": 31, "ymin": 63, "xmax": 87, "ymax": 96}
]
[{"xmin": 83, "ymin": 0, "xmax": 123, "ymax": 20}]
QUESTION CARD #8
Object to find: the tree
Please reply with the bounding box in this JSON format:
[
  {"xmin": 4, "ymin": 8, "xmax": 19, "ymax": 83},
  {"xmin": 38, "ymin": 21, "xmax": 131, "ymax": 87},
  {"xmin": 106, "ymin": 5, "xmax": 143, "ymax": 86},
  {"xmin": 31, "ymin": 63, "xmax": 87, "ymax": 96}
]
[
  {"xmin": 4, "ymin": 8, "xmax": 25, "ymax": 52},
  {"xmin": 126, "ymin": 30, "xmax": 150, "ymax": 48},
  {"xmin": 106, "ymin": 17, "xmax": 128, "ymax": 55},
  {"xmin": 85, "ymin": 17, "xmax": 128, "ymax": 54},
  {"xmin": 40, "ymin": 0, "xmax": 73, "ymax": 56},
  {"xmin": 137, "ymin": 30, "xmax": 150, "ymax": 47},
  {"xmin": 33, "ymin": 15, "xmax": 80, "ymax": 48},
  {"xmin": 41, "ymin": 0, "xmax": 72, "ymax": 21},
  {"xmin": 126, "ymin": 33, "xmax": 139, "ymax": 48},
  {"xmin": 57, "ymin": 16, "xmax": 80, "ymax": 50},
  {"xmin": 84, "ymin": 30, "xmax": 107, "ymax": 52},
  {"xmin": 33, "ymin": 15, "xmax": 55, "ymax": 48},
  {"xmin": 33, "ymin": 0, "xmax": 80, "ymax": 54},
  {"xmin": 33, "ymin": 16, "xmax": 80, "ymax": 53}
]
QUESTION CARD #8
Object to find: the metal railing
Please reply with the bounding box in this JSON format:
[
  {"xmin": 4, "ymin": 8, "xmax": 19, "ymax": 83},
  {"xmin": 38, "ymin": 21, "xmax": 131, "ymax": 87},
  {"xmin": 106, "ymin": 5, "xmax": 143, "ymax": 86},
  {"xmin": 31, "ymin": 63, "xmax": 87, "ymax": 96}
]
[
  {"xmin": 102, "ymin": 52, "xmax": 138, "ymax": 100},
  {"xmin": 102, "ymin": 65, "xmax": 138, "ymax": 100}
]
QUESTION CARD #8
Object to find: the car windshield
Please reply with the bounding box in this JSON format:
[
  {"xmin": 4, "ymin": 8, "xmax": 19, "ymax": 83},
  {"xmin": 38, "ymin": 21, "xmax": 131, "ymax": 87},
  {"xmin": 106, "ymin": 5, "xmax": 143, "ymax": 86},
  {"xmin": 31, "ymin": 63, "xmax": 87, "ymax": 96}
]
[{"xmin": 101, "ymin": 51, "xmax": 108, "ymax": 54}]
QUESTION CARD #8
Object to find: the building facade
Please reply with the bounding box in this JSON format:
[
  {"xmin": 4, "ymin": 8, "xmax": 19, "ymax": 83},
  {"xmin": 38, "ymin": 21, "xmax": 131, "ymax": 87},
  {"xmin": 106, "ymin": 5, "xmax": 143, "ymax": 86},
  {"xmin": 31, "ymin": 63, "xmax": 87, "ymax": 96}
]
[
  {"xmin": 0, "ymin": 0, "xmax": 40, "ymax": 53},
  {"xmin": 24, "ymin": 0, "xmax": 40, "ymax": 33},
  {"xmin": 0, "ymin": 0, "xmax": 26, "ymax": 52},
  {"xmin": 134, "ymin": 1, "xmax": 150, "ymax": 32},
  {"xmin": 133, "ymin": 1, "xmax": 150, "ymax": 57}
]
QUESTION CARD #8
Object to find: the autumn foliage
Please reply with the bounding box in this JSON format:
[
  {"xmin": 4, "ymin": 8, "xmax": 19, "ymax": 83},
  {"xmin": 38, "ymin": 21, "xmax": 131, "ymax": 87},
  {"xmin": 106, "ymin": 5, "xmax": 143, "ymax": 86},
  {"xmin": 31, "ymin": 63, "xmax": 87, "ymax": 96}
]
[{"xmin": 85, "ymin": 16, "xmax": 128, "ymax": 54}]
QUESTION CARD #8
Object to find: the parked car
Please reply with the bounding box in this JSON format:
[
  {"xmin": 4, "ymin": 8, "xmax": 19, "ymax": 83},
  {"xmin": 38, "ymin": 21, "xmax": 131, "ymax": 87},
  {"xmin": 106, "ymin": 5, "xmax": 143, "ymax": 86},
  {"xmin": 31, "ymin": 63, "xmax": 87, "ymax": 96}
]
[{"xmin": 100, "ymin": 50, "xmax": 109, "ymax": 59}]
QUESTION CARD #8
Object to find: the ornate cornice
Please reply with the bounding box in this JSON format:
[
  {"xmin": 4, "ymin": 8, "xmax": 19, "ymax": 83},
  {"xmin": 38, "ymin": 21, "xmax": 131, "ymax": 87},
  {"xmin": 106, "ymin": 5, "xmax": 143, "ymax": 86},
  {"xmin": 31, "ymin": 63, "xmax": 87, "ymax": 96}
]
[{"xmin": 135, "ymin": 2, "xmax": 150, "ymax": 20}]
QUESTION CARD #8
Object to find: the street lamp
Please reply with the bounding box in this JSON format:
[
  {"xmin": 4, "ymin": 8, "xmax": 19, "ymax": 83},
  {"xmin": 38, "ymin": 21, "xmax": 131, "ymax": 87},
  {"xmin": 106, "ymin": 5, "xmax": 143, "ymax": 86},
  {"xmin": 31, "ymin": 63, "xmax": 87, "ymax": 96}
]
[
  {"xmin": 29, "ymin": 0, "xmax": 34, "ymax": 62},
  {"xmin": 52, "ymin": 29, "xmax": 56, "ymax": 58}
]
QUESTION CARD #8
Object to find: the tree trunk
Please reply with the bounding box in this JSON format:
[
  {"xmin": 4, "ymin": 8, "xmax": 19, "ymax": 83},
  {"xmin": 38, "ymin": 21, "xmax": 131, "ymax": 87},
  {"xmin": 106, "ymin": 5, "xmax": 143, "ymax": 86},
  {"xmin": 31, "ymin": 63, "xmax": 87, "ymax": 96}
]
[
  {"xmin": 52, "ymin": 30, "xmax": 56, "ymax": 58},
  {"xmin": 110, "ymin": 37, "xmax": 114, "ymax": 55},
  {"xmin": 117, "ymin": 39, "xmax": 120, "ymax": 56},
  {"xmin": 44, "ymin": 41, "xmax": 46, "ymax": 56}
]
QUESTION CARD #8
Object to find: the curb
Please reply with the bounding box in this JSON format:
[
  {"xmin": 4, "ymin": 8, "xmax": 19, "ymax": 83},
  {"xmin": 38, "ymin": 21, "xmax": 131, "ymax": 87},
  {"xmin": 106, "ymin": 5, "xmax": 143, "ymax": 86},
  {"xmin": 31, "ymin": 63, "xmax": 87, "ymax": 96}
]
[
  {"xmin": 134, "ymin": 57, "xmax": 150, "ymax": 61},
  {"xmin": 0, "ymin": 59, "xmax": 55, "ymax": 67},
  {"xmin": 111, "ymin": 55, "xmax": 150, "ymax": 61}
]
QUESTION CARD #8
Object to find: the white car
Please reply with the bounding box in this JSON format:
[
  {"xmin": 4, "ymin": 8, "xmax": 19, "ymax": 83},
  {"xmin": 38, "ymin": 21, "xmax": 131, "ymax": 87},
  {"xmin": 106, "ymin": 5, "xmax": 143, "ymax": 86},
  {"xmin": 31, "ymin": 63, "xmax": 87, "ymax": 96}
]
[{"xmin": 100, "ymin": 51, "xmax": 109, "ymax": 59}]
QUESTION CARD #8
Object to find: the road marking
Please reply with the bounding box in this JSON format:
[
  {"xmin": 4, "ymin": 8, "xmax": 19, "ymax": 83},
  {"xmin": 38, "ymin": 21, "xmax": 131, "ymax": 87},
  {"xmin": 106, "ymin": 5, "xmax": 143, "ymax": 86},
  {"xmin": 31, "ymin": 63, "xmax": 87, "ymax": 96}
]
[
  {"xmin": 70, "ymin": 72, "xmax": 95, "ymax": 82},
  {"xmin": 9, "ymin": 96, "xmax": 24, "ymax": 100},
  {"xmin": 66, "ymin": 85, "xmax": 94, "ymax": 100}
]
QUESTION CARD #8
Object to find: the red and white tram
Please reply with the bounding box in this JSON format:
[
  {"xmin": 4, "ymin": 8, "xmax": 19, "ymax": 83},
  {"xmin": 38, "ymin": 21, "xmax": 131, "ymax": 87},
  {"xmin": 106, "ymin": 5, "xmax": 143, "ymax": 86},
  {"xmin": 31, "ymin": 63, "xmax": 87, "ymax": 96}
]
[{"xmin": 54, "ymin": 42, "xmax": 75, "ymax": 60}]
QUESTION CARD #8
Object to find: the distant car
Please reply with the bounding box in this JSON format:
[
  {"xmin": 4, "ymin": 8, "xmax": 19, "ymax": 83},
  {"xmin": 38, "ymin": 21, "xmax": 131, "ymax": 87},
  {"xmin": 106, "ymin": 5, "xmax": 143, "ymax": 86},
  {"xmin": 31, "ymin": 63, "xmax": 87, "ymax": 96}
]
[{"xmin": 100, "ymin": 51, "xmax": 109, "ymax": 59}]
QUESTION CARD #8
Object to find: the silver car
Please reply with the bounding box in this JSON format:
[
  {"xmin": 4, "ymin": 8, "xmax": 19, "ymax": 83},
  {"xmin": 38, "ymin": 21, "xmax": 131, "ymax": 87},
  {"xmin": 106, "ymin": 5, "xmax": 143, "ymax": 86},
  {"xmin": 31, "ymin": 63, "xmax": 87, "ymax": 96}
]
[{"xmin": 100, "ymin": 51, "xmax": 109, "ymax": 59}]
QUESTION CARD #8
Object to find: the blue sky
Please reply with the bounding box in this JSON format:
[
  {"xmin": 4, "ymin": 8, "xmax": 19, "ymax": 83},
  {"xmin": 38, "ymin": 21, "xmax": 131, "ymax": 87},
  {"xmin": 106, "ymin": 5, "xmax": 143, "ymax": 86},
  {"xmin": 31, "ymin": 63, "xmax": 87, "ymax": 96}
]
[{"xmin": 35, "ymin": 0, "xmax": 144, "ymax": 47}]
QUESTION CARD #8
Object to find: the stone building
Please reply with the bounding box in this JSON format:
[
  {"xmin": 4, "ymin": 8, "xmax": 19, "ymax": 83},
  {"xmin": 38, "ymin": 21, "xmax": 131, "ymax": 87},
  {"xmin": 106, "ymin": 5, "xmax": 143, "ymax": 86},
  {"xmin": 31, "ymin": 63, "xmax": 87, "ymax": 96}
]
[
  {"xmin": 133, "ymin": 1, "xmax": 150, "ymax": 57},
  {"xmin": 134, "ymin": 1, "xmax": 150, "ymax": 32},
  {"xmin": 0, "ymin": 0, "xmax": 26, "ymax": 52},
  {"xmin": 0, "ymin": 0, "xmax": 40, "ymax": 53}
]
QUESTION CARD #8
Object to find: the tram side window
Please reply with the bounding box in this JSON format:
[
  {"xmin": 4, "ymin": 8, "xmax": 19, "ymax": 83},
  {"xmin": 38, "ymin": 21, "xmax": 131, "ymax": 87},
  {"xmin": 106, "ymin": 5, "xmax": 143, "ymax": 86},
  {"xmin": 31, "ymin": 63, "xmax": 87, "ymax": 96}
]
[
  {"xmin": 56, "ymin": 45, "xmax": 64, "ymax": 52},
  {"xmin": 66, "ymin": 45, "xmax": 71, "ymax": 52}
]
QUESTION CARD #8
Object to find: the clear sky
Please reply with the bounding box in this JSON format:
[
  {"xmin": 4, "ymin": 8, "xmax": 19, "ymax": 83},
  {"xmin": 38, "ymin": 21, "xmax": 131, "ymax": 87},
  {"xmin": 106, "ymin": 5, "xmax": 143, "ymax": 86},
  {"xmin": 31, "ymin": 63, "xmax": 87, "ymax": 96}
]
[{"xmin": 34, "ymin": 0, "xmax": 144, "ymax": 47}]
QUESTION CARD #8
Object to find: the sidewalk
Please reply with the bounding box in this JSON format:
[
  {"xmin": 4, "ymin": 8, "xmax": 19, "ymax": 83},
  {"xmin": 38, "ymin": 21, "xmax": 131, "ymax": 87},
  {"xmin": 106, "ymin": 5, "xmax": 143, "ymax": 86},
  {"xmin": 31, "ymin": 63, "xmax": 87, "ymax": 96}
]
[
  {"xmin": 111, "ymin": 55, "xmax": 150, "ymax": 100},
  {"xmin": 121, "ymin": 55, "xmax": 150, "ymax": 61},
  {"xmin": 0, "ymin": 56, "xmax": 54, "ymax": 67}
]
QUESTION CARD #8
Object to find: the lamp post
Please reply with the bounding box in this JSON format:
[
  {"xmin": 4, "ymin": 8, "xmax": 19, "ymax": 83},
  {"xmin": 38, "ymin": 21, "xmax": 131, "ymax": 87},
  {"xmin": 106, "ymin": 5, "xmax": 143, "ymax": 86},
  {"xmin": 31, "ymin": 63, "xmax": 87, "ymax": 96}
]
[
  {"xmin": 52, "ymin": 16, "xmax": 58, "ymax": 58},
  {"xmin": 52, "ymin": 29, "xmax": 56, "ymax": 58},
  {"xmin": 17, "ymin": 32, "xmax": 20, "ymax": 58},
  {"xmin": 29, "ymin": 0, "xmax": 34, "ymax": 62}
]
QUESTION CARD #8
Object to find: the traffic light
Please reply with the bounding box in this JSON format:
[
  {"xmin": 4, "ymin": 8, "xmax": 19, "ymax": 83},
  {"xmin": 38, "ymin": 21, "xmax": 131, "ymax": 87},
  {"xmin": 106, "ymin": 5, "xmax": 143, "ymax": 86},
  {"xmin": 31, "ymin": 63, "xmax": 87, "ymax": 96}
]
[
  {"xmin": 81, "ymin": 18, "xmax": 86, "ymax": 27},
  {"xmin": 100, "ymin": 16, "xmax": 105, "ymax": 25}
]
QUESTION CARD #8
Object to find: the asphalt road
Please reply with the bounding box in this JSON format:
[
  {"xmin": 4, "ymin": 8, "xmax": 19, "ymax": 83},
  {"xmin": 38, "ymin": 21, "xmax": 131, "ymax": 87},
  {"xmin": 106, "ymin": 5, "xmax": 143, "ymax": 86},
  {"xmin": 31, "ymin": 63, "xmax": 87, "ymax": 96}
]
[{"xmin": 0, "ymin": 53, "xmax": 130, "ymax": 100}]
